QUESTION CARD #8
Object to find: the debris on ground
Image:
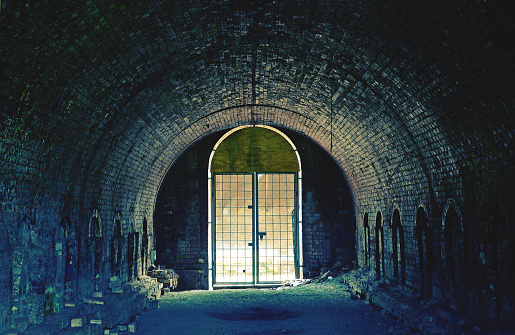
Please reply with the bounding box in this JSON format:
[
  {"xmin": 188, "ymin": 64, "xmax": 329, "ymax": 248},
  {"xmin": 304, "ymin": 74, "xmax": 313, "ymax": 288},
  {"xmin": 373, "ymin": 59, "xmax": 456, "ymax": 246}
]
[
  {"xmin": 146, "ymin": 267, "xmax": 179, "ymax": 295},
  {"xmin": 21, "ymin": 276, "xmax": 162, "ymax": 335},
  {"xmin": 278, "ymin": 261, "xmax": 352, "ymax": 289},
  {"xmin": 274, "ymin": 264, "xmax": 511, "ymax": 334}
]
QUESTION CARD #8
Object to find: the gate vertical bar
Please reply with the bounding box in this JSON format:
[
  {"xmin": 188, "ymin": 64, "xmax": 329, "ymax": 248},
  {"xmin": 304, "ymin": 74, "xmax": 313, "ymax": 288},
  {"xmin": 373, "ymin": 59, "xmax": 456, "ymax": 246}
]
[
  {"xmin": 252, "ymin": 172, "xmax": 257, "ymax": 285},
  {"xmin": 209, "ymin": 173, "xmax": 215, "ymax": 288},
  {"xmin": 297, "ymin": 171, "xmax": 304, "ymax": 279}
]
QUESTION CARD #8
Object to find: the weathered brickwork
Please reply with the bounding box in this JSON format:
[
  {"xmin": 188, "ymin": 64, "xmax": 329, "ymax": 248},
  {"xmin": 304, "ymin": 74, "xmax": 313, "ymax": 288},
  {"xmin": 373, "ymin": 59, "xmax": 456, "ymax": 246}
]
[
  {"xmin": 0, "ymin": 0, "xmax": 513, "ymax": 332},
  {"xmin": 154, "ymin": 139, "xmax": 213, "ymax": 290}
]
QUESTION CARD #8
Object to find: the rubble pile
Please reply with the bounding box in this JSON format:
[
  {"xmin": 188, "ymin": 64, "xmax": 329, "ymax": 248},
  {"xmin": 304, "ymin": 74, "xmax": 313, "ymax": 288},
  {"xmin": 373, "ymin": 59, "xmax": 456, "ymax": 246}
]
[
  {"xmin": 280, "ymin": 261, "xmax": 351, "ymax": 288},
  {"xmin": 12, "ymin": 276, "xmax": 162, "ymax": 335},
  {"xmin": 146, "ymin": 268, "xmax": 178, "ymax": 295}
]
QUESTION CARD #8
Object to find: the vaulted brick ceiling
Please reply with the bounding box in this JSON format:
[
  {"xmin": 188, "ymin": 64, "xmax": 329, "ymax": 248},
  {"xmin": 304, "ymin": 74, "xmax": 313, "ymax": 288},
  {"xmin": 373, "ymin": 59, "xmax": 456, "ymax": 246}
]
[{"xmin": 0, "ymin": 1, "xmax": 513, "ymax": 223}]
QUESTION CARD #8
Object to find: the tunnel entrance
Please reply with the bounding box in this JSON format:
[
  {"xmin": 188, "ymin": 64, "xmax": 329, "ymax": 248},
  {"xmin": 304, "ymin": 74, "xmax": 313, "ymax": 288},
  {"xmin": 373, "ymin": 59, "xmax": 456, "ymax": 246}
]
[
  {"xmin": 154, "ymin": 125, "xmax": 355, "ymax": 290},
  {"xmin": 209, "ymin": 126, "xmax": 302, "ymax": 288}
]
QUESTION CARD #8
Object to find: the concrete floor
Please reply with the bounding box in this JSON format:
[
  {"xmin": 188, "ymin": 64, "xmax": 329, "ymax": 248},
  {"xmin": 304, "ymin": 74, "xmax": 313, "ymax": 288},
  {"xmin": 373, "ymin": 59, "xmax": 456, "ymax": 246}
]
[{"xmin": 134, "ymin": 280, "xmax": 420, "ymax": 335}]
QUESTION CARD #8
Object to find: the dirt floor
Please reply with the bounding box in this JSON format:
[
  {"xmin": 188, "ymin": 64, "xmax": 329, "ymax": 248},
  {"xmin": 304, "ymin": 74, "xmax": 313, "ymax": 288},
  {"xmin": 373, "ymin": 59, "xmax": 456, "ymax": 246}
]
[{"xmin": 133, "ymin": 278, "xmax": 420, "ymax": 335}]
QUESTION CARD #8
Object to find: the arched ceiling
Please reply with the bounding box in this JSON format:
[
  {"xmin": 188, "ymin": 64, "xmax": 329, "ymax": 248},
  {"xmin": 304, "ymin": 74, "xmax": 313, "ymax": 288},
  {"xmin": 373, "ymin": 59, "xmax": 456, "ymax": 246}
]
[{"xmin": 0, "ymin": 1, "xmax": 513, "ymax": 224}]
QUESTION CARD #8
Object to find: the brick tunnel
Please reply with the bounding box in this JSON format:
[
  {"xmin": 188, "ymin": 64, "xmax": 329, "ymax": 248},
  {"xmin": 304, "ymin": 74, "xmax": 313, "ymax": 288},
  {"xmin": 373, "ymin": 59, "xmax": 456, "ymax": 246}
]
[{"xmin": 0, "ymin": 0, "xmax": 513, "ymax": 334}]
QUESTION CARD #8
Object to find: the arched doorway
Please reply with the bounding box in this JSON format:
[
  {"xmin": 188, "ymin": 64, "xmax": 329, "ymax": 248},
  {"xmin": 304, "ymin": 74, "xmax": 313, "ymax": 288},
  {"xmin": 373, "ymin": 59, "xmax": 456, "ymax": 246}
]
[
  {"xmin": 375, "ymin": 212, "xmax": 384, "ymax": 278},
  {"xmin": 442, "ymin": 206, "xmax": 463, "ymax": 302},
  {"xmin": 363, "ymin": 213, "xmax": 370, "ymax": 268},
  {"xmin": 208, "ymin": 125, "xmax": 302, "ymax": 288},
  {"xmin": 416, "ymin": 207, "xmax": 432, "ymax": 295}
]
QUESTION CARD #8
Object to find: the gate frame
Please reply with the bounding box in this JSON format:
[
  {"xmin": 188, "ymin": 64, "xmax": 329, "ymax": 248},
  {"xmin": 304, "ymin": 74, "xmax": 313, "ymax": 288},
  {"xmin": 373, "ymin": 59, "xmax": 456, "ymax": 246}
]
[{"xmin": 207, "ymin": 125, "xmax": 303, "ymax": 289}]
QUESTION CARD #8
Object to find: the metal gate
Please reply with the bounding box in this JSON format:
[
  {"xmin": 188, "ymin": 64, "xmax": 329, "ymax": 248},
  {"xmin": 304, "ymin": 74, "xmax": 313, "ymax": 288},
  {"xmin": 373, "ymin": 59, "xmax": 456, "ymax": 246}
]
[{"xmin": 213, "ymin": 173, "xmax": 297, "ymax": 285}]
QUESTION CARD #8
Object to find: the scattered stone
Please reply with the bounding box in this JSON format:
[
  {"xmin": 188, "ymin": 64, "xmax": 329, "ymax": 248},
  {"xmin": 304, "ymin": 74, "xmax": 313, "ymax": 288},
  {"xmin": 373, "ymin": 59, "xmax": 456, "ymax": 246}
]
[
  {"xmin": 70, "ymin": 317, "xmax": 83, "ymax": 327},
  {"xmin": 146, "ymin": 268, "xmax": 179, "ymax": 293},
  {"xmin": 21, "ymin": 275, "xmax": 162, "ymax": 334},
  {"xmin": 280, "ymin": 279, "xmax": 311, "ymax": 287}
]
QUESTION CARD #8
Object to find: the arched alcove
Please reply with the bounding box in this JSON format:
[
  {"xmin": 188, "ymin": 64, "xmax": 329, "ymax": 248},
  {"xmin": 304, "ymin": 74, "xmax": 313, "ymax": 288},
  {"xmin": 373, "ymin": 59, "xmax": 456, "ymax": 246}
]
[
  {"xmin": 111, "ymin": 218, "xmax": 123, "ymax": 277},
  {"xmin": 363, "ymin": 213, "xmax": 370, "ymax": 269},
  {"xmin": 416, "ymin": 207, "xmax": 432, "ymax": 295},
  {"xmin": 443, "ymin": 206, "xmax": 463, "ymax": 302},
  {"xmin": 141, "ymin": 217, "xmax": 149, "ymax": 275},
  {"xmin": 375, "ymin": 212, "xmax": 385, "ymax": 278}
]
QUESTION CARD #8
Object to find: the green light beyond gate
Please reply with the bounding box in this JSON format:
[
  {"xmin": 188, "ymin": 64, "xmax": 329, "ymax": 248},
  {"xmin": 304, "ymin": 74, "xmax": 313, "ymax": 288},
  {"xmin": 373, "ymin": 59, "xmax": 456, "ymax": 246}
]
[{"xmin": 211, "ymin": 127, "xmax": 299, "ymax": 173}]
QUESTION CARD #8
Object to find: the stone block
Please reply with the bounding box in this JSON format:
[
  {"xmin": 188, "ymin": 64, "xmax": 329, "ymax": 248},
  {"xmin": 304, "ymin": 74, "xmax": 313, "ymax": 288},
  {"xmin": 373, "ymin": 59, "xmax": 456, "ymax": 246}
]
[
  {"xmin": 70, "ymin": 317, "xmax": 83, "ymax": 327},
  {"xmin": 128, "ymin": 323, "xmax": 136, "ymax": 332}
]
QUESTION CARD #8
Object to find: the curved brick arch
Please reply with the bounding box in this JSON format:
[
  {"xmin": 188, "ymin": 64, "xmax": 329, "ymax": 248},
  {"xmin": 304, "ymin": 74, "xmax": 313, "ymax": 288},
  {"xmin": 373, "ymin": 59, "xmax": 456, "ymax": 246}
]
[{"xmin": 133, "ymin": 103, "xmax": 453, "ymax": 219}]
